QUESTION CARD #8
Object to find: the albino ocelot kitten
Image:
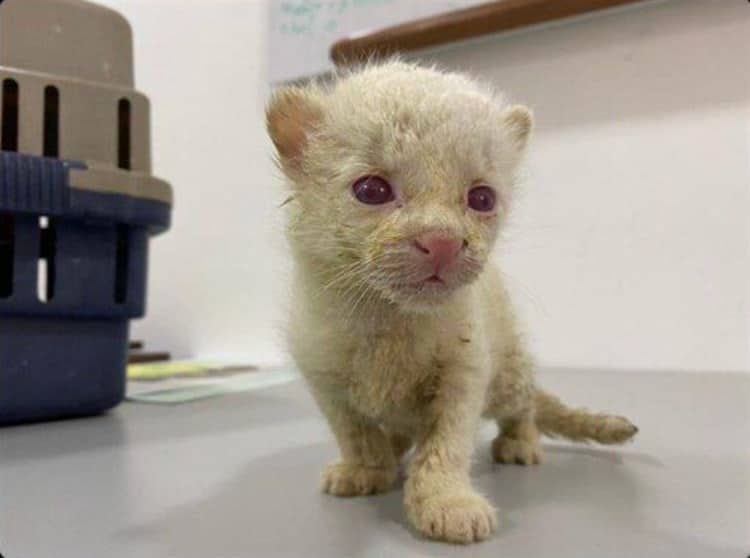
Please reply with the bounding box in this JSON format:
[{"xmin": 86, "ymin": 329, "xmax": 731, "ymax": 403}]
[{"xmin": 266, "ymin": 61, "xmax": 637, "ymax": 544}]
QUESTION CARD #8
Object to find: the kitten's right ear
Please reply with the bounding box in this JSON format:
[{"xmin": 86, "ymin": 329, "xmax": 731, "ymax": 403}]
[{"xmin": 266, "ymin": 86, "xmax": 323, "ymax": 176}]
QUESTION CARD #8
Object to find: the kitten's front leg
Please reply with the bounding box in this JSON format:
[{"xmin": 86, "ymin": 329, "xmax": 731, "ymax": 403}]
[
  {"xmin": 404, "ymin": 364, "xmax": 496, "ymax": 544},
  {"xmin": 313, "ymin": 389, "xmax": 397, "ymax": 497}
]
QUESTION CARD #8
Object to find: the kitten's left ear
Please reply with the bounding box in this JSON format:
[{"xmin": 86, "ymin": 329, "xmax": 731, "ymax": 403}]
[{"xmin": 502, "ymin": 104, "xmax": 534, "ymax": 155}]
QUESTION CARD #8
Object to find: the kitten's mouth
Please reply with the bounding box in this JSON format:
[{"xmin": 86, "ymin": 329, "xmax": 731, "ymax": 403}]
[
  {"xmin": 400, "ymin": 273, "xmax": 453, "ymax": 292},
  {"xmin": 381, "ymin": 270, "xmax": 466, "ymax": 310},
  {"xmin": 409, "ymin": 273, "xmax": 447, "ymax": 288},
  {"xmin": 378, "ymin": 255, "xmax": 484, "ymax": 307}
]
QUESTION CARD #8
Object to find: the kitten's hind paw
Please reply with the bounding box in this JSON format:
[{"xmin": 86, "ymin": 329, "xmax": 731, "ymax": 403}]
[
  {"xmin": 321, "ymin": 462, "xmax": 396, "ymax": 497},
  {"xmin": 492, "ymin": 435, "xmax": 543, "ymax": 465}
]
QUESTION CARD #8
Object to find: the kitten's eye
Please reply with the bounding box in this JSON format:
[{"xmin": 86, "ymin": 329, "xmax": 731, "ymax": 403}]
[
  {"xmin": 352, "ymin": 175, "xmax": 395, "ymax": 205},
  {"xmin": 467, "ymin": 185, "xmax": 496, "ymax": 213}
]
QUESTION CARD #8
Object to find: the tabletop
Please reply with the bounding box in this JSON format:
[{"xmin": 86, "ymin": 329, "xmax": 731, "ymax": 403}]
[{"xmin": 1, "ymin": 368, "xmax": 748, "ymax": 558}]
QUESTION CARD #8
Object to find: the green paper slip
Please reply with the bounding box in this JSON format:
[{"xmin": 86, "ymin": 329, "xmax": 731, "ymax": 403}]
[{"xmin": 127, "ymin": 360, "xmax": 257, "ymax": 381}]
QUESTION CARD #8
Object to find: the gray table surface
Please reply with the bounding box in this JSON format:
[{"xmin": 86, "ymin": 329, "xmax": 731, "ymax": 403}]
[{"xmin": 1, "ymin": 368, "xmax": 749, "ymax": 558}]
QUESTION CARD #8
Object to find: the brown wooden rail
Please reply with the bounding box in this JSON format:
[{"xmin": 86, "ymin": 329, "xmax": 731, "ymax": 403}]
[{"xmin": 330, "ymin": 0, "xmax": 647, "ymax": 65}]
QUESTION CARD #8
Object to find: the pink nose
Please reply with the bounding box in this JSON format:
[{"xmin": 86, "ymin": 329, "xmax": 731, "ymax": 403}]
[{"xmin": 413, "ymin": 234, "xmax": 464, "ymax": 271}]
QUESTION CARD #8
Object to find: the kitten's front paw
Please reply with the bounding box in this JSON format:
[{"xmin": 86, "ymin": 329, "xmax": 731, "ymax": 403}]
[
  {"xmin": 321, "ymin": 462, "xmax": 396, "ymax": 497},
  {"xmin": 492, "ymin": 435, "xmax": 543, "ymax": 465},
  {"xmin": 406, "ymin": 491, "xmax": 498, "ymax": 544}
]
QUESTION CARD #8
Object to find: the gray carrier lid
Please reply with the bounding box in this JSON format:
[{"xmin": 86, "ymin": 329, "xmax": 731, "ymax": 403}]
[{"xmin": 0, "ymin": 0, "xmax": 172, "ymax": 205}]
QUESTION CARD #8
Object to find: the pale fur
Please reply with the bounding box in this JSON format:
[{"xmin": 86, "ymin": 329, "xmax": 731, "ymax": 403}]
[{"xmin": 266, "ymin": 60, "xmax": 637, "ymax": 544}]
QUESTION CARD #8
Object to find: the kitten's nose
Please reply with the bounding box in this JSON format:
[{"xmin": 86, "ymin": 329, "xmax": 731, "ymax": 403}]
[{"xmin": 413, "ymin": 234, "xmax": 464, "ymax": 270}]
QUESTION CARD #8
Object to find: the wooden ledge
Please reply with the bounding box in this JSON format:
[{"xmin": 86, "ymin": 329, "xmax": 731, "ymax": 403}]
[{"xmin": 330, "ymin": 0, "xmax": 647, "ymax": 66}]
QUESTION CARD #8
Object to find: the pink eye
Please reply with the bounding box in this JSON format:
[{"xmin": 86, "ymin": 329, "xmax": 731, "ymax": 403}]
[
  {"xmin": 467, "ymin": 185, "xmax": 496, "ymax": 213},
  {"xmin": 352, "ymin": 175, "xmax": 394, "ymax": 205}
]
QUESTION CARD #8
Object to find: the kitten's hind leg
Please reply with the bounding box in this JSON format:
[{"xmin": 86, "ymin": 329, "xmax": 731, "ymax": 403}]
[
  {"xmin": 389, "ymin": 430, "xmax": 413, "ymax": 462},
  {"xmin": 492, "ymin": 412, "xmax": 543, "ymax": 466},
  {"xmin": 322, "ymin": 459, "xmax": 396, "ymax": 497}
]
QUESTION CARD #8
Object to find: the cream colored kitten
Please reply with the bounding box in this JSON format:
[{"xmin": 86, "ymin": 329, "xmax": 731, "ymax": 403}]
[{"xmin": 266, "ymin": 61, "xmax": 637, "ymax": 544}]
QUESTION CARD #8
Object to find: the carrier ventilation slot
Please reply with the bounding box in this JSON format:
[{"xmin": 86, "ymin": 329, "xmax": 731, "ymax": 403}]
[
  {"xmin": 37, "ymin": 216, "xmax": 57, "ymax": 303},
  {"xmin": 1, "ymin": 79, "xmax": 19, "ymax": 151},
  {"xmin": 117, "ymin": 98, "xmax": 131, "ymax": 170},
  {"xmin": 43, "ymin": 86, "xmax": 60, "ymax": 157},
  {"xmin": 114, "ymin": 225, "xmax": 129, "ymax": 304},
  {"xmin": 0, "ymin": 215, "xmax": 14, "ymax": 298}
]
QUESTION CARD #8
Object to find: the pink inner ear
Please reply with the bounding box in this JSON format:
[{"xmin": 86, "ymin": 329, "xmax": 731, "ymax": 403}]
[
  {"xmin": 272, "ymin": 115, "xmax": 308, "ymax": 162},
  {"xmin": 267, "ymin": 90, "xmax": 322, "ymax": 168}
]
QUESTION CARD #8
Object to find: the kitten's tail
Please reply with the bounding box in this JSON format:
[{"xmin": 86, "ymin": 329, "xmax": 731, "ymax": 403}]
[{"xmin": 534, "ymin": 388, "xmax": 638, "ymax": 444}]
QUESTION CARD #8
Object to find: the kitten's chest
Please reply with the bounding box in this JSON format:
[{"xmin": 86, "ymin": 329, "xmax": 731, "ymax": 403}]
[{"xmin": 344, "ymin": 321, "xmax": 437, "ymax": 420}]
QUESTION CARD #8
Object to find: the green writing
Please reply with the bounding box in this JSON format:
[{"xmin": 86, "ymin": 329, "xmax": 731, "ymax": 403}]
[{"xmin": 278, "ymin": 0, "xmax": 397, "ymax": 36}]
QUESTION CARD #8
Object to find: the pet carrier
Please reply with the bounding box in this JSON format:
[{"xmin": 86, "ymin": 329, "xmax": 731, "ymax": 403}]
[{"xmin": 0, "ymin": 0, "xmax": 172, "ymax": 424}]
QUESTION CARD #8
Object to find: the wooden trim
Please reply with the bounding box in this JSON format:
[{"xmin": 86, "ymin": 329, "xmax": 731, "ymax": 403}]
[
  {"xmin": 128, "ymin": 351, "xmax": 171, "ymax": 364},
  {"xmin": 330, "ymin": 0, "xmax": 647, "ymax": 65}
]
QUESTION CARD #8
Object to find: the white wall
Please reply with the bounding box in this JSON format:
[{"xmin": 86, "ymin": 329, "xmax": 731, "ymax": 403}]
[
  {"xmin": 96, "ymin": 0, "xmax": 288, "ymax": 366},
  {"xmin": 100, "ymin": 0, "xmax": 749, "ymax": 373}
]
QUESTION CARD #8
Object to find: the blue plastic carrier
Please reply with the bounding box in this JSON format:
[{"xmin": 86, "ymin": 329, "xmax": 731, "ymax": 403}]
[
  {"xmin": 0, "ymin": 153, "xmax": 170, "ymax": 425},
  {"xmin": 0, "ymin": 0, "xmax": 173, "ymax": 425}
]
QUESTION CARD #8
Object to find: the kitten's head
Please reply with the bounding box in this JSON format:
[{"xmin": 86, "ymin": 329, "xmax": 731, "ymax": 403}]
[{"xmin": 267, "ymin": 61, "xmax": 532, "ymax": 313}]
